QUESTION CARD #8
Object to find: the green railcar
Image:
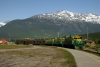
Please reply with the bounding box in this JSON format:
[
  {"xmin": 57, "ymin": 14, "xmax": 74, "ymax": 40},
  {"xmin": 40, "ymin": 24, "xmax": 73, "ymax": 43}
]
[
  {"xmin": 53, "ymin": 37, "xmax": 65, "ymax": 47},
  {"xmin": 44, "ymin": 35, "xmax": 84, "ymax": 49},
  {"xmin": 45, "ymin": 38, "xmax": 54, "ymax": 46},
  {"xmin": 45, "ymin": 38, "xmax": 64, "ymax": 47}
]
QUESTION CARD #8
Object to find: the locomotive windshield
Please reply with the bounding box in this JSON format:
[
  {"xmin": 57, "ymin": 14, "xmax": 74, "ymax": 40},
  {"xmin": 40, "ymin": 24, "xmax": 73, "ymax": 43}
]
[{"xmin": 73, "ymin": 36, "xmax": 82, "ymax": 39}]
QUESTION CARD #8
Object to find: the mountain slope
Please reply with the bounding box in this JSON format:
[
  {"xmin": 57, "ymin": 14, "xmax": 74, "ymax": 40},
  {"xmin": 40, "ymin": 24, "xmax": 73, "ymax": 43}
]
[{"xmin": 0, "ymin": 10, "xmax": 100, "ymax": 40}]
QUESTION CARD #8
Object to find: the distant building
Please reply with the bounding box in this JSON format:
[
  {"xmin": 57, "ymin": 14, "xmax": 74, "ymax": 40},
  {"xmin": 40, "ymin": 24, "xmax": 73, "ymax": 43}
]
[{"xmin": 0, "ymin": 39, "xmax": 7, "ymax": 44}]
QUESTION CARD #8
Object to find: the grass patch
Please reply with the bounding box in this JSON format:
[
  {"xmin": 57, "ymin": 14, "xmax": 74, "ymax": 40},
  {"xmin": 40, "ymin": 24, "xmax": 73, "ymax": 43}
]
[
  {"xmin": 47, "ymin": 47, "xmax": 77, "ymax": 67},
  {"xmin": 58, "ymin": 49, "xmax": 77, "ymax": 67},
  {"xmin": 0, "ymin": 45, "xmax": 32, "ymax": 49}
]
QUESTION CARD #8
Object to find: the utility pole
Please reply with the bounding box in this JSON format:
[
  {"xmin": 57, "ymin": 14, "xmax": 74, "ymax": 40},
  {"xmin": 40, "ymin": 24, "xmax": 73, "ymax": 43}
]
[
  {"xmin": 58, "ymin": 32, "xmax": 59, "ymax": 38},
  {"xmin": 8, "ymin": 33, "xmax": 10, "ymax": 42},
  {"xmin": 87, "ymin": 27, "xmax": 88, "ymax": 40}
]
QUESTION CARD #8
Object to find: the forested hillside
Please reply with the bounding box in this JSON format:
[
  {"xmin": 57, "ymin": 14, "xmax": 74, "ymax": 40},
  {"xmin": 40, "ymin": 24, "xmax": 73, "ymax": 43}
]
[{"xmin": 81, "ymin": 32, "xmax": 100, "ymax": 44}]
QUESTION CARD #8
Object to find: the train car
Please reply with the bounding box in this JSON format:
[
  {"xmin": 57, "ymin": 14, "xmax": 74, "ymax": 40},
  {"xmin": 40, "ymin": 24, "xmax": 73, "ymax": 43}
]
[
  {"xmin": 23, "ymin": 40, "xmax": 35, "ymax": 45},
  {"xmin": 15, "ymin": 38, "xmax": 32, "ymax": 45},
  {"xmin": 53, "ymin": 37, "xmax": 64, "ymax": 47},
  {"xmin": 34, "ymin": 39, "xmax": 45, "ymax": 45},
  {"xmin": 15, "ymin": 38, "xmax": 45, "ymax": 45},
  {"xmin": 15, "ymin": 39, "xmax": 26, "ymax": 44},
  {"xmin": 45, "ymin": 38, "xmax": 53, "ymax": 46}
]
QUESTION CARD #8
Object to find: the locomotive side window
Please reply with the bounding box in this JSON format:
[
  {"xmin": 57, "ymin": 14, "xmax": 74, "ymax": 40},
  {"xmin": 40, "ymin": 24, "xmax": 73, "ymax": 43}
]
[{"xmin": 80, "ymin": 37, "xmax": 82, "ymax": 39}]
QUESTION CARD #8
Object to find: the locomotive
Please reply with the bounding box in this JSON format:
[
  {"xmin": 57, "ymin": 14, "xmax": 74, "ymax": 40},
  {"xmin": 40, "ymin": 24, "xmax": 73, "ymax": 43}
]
[{"xmin": 15, "ymin": 35, "xmax": 85, "ymax": 49}]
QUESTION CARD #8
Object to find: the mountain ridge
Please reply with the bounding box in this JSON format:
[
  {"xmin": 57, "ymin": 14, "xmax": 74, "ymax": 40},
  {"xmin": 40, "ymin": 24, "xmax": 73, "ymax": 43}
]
[
  {"xmin": 0, "ymin": 10, "xmax": 100, "ymax": 40},
  {"xmin": 30, "ymin": 10, "xmax": 100, "ymax": 24}
]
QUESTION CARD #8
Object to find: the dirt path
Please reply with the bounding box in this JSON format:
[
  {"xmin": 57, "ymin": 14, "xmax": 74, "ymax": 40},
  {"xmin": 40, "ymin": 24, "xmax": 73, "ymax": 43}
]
[{"xmin": 0, "ymin": 45, "xmax": 67, "ymax": 67}]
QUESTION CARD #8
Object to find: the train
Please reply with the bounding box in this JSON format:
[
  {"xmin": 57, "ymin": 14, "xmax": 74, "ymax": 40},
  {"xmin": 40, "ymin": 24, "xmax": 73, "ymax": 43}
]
[{"xmin": 15, "ymin": 35, "xmax": 85, "ymax": 49}]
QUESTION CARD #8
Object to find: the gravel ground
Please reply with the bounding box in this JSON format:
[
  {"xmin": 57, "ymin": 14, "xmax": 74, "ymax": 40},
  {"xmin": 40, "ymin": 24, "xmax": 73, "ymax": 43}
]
[{"xmin": 0, "ymin": 45, "xmax": 67, "ymax": 67}]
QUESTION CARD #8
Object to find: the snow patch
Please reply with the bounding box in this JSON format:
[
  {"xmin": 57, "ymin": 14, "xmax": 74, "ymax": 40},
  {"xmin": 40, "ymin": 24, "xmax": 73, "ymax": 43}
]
[{"xmin": 0, "ymin": 22, "xmax": 6, "ymax": 27}]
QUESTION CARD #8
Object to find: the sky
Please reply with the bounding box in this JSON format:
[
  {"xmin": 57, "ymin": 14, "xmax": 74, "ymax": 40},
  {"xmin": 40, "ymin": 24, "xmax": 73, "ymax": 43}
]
[{"xmin": 0, "ymin": 0, "xmax": 100, "ymax": 22}]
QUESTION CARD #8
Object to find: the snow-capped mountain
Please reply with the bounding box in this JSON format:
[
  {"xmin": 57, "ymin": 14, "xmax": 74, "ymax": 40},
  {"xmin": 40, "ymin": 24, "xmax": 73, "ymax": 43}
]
[
  {"xmin": 0, "ymin": 10, "xmax": 100, "ymax": 39},
  {"xmin": 31, "ymin": 10, "xmax": 100, "ymax": 24},
  {"xmin": 0, "ymin": 22, "xmax": 6, "ymax": 27}
]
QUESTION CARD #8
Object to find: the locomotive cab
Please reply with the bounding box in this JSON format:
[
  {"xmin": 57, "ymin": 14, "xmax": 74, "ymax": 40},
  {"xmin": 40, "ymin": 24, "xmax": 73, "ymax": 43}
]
[{"xmin": 73, "ymin": 35, "xmax": 84, "ymax": 49}]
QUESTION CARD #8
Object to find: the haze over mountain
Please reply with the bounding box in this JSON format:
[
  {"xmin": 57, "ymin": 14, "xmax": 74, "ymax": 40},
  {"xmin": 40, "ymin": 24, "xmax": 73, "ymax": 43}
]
[{"xmin": 0, "ymin": 10, "xmax": 100, "ymax": 40}]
